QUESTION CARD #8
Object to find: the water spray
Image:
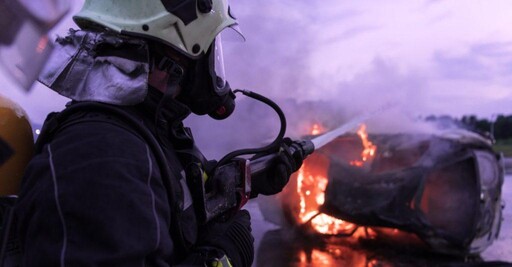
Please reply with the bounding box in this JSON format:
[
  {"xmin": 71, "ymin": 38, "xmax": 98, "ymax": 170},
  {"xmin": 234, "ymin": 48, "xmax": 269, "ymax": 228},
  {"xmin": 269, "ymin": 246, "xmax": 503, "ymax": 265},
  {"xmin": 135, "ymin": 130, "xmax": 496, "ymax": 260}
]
[{"xmin": 311, "ymin": 102, "xmax": 398, "ymax": 150}]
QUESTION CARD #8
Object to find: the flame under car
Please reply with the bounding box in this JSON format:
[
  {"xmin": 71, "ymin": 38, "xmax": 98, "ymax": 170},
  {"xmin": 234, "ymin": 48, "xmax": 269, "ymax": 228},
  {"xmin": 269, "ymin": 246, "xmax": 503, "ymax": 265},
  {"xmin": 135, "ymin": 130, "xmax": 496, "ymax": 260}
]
[{"xmin": 264, "ymin": 128, "xmax": 504, "ymax": 256}]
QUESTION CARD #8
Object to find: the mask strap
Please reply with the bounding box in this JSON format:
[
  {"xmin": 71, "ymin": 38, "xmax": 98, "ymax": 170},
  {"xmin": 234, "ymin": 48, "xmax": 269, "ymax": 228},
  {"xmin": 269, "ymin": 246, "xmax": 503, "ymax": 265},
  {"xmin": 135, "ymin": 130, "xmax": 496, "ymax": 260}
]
[
  {"xmin": 156, "ymin": 55, "xmax": 184, "ymax": 97},
  {"xmin": 153, "ymin": 56, "xmax": 185, "ymax": 141}
]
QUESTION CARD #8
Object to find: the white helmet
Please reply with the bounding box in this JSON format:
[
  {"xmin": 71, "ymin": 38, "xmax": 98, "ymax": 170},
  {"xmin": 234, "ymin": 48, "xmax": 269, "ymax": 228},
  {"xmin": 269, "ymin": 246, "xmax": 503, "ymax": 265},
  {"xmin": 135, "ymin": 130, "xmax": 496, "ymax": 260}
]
[{"xmin": 73, "ymin": 0, "xmax": 241, "ymax": 59}]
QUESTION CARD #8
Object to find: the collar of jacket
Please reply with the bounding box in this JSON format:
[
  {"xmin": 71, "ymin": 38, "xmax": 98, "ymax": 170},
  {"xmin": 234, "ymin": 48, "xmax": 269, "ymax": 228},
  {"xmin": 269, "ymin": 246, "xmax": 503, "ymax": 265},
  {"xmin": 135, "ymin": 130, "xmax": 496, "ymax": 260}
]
[{"xmin": 140, "ymin": 87, "xmax": 195, "ymax": 150}]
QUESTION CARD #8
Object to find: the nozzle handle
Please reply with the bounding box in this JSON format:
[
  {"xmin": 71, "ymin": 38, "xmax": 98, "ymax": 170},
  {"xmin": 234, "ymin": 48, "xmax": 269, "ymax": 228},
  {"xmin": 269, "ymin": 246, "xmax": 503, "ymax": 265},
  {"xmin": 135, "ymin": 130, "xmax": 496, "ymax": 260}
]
[{"xmin": 249, "ymin": 139, "xmax": 315, "ymax": 177}]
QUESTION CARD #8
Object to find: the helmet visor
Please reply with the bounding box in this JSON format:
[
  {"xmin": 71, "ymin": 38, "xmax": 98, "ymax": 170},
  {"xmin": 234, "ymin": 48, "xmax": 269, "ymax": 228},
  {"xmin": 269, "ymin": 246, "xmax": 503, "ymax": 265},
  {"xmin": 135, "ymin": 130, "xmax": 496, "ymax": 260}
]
[
  {"xmin": 212, "ymin": 35, "xmax": 227, "ymax": 93},
  {"xmin": 210, "ymin": 26, "xmax": 244, "ymax": 95}
]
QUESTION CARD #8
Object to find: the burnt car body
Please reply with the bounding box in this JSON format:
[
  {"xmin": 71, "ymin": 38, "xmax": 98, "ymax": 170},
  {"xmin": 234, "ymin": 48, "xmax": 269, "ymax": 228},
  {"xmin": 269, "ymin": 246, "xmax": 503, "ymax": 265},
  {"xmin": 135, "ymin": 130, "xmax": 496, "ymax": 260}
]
[{"xmin": 260, "ymin": 129, "xmax": 505, "ymax": 256}]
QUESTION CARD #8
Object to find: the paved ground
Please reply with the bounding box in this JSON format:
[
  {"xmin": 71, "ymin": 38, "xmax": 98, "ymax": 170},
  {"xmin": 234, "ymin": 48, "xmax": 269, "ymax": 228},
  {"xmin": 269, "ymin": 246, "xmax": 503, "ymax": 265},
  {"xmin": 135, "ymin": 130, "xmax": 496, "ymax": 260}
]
[{"xmin": 247, "ymin": 174, "xmax": 512, "ymax": 266}]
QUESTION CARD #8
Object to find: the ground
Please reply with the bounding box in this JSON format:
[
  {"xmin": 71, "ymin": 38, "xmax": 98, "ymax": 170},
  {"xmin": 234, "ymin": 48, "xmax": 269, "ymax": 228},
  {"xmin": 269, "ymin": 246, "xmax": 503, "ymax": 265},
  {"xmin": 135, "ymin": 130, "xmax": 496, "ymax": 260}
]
[{"xmin": 247, "ymin": 174, "xmax": 512, "ymax": 267}]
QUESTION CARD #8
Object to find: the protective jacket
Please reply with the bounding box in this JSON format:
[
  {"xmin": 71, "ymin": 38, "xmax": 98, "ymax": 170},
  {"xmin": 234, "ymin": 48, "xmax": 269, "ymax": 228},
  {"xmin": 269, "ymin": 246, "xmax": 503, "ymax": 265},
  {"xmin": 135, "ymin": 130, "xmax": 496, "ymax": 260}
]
[{"xmin": 14, "ymin": 89, "xmax": 209, "ymax": 266}]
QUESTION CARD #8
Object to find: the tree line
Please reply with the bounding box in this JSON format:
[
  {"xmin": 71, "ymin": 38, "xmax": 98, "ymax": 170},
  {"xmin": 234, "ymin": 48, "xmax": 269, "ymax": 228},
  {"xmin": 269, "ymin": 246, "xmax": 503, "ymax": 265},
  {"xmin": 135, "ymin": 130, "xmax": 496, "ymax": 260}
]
[{"xmin": 425, "ymin": 114, "xmax": 512, "ymax": 141}]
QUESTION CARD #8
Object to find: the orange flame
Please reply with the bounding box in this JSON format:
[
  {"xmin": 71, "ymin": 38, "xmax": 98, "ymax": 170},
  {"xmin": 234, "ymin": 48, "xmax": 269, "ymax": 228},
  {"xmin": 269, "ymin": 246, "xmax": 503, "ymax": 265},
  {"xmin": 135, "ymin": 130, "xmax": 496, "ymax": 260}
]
[
  {"xmin": 296, "ymin": 123, "xmax": 380, "ymax": 235},
  {"xmin": 350, "ymin": 124, "xmax": 377, "ymax": 167},
  {"xmin": 295, "ymin": 124, "xmax": 357, "ymax": 235},
  {"xmin": 297, "ymin": 165, "xmax": 352, "ymax": 235},
  {"xmin": 292, "ymin": 123, "xmax": 417, "ymax": 257},
  {"xmin": 311, "ymin": 123, "xmax": 324, "ymax": 135}
]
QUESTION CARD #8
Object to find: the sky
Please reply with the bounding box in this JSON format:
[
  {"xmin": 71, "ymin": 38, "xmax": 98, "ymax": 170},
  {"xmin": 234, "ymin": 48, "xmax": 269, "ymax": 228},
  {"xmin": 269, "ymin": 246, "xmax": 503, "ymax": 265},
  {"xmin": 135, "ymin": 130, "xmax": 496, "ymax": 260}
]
[{"xmin": 2, "ymin": 0, "xmax": 512, "ymax": 127}]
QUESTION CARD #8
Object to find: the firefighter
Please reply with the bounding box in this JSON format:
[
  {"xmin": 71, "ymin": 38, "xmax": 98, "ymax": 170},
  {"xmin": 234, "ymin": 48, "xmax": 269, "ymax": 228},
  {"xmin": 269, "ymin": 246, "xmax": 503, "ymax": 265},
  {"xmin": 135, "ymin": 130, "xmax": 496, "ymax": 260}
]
[
  {"xmin": 0, "ymin": 0, "xmax": 69, "ymax": 265},
  {"xmin": 0, "ymin": 0, "xmax": 69, "ymax": 195},
  {"xmin": 14, "ymin": 0, "xmax": 305, "ymax": 266},
  {"xmin": 0, "ymin": 94, "xmax": 34, "ymax": 266},
  {"xmin": 0, "ymin": 0, "xmax": 70, "ymax": 195}
]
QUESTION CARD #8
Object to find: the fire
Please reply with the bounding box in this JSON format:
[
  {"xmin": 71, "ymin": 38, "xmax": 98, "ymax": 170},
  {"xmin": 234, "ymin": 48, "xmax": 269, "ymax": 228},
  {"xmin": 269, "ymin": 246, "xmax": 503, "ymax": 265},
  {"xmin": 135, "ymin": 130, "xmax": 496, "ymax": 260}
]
[
  {"xmin": 296, "ymin": 123, "xmax": 378, "ymax": 235},
  {"xmin": 350, "ymin": 124, "xmax": 377, "ymax": 167},
  {"xmin": 311, "ymin": 124, "xmax": 323, "ymax": 135},
  {"xmin": 297, "ymin": 165, "xmax": 351, "ymax": 235}
]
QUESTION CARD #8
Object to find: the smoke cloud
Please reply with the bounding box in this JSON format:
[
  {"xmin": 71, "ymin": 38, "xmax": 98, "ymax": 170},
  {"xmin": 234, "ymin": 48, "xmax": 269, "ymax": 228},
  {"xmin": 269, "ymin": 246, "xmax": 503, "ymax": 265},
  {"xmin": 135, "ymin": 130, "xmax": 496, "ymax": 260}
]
[
  {"xmin": 187, "ymin": 0, "xmax": 512, "ymax": 158},
  {"xmin": 3, "ymin": 0, "xmax": 512, "ymax": 157}
]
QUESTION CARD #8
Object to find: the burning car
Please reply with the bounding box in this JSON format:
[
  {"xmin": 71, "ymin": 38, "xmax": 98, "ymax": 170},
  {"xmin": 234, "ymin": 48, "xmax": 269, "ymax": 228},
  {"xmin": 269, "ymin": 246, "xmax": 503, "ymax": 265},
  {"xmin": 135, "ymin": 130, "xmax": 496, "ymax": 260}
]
[{"xmin": 259, "ymin": 124, "xmax": 505, "ymax": 256}]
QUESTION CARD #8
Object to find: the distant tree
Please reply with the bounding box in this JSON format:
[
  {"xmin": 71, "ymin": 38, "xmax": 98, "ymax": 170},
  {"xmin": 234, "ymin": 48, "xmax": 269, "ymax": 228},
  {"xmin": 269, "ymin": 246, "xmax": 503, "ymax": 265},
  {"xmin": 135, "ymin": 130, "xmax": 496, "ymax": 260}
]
[
  {"xmin": 494, "ymin": 115, "xmax": 512, "ymax": 140},
  {"xmin": 460, "ymin": 115, "xmax": 492, "ymax": 134},
  {"xmin": 425, "ymin": 114, "xmax": 512, "ymax": 140},
  {"xmin": 461, "ymin": 115, "xmax": 477, "ymax": 127},
  {"xmin": 475, "ymin": 119, "xmax": 491, "ymax": 133}
]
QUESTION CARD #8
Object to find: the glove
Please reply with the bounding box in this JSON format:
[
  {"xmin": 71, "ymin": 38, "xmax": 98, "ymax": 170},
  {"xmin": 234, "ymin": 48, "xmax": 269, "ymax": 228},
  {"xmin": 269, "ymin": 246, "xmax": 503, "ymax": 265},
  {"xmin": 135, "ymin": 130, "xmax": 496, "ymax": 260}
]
[
  {"xmin": 196, "ymin": 210, "xmax": 254, "ymax": 267},
  {"xmin": 250, "ymin": 138, "xmax": 308, "ymax": 196}
]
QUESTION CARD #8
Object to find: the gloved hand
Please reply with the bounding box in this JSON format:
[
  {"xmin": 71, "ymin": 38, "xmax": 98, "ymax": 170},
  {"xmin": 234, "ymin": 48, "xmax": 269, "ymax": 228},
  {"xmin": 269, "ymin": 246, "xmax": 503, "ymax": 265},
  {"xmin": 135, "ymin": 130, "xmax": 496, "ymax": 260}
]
[
  {"xmin": 250, "ymin": 138, "xmax": 310, "ymax": 196},
  {"xmin": 195, "ymin": 210, "xmax": 254, "ymax": 267}
]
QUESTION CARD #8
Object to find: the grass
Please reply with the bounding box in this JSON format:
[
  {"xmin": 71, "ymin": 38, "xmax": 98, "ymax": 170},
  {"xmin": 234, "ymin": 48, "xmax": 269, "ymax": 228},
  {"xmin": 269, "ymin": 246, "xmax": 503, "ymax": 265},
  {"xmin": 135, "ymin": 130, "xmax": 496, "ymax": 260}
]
[{"xmin": 493, "ymin": 139, "xmax": 512, "ymax": 157}]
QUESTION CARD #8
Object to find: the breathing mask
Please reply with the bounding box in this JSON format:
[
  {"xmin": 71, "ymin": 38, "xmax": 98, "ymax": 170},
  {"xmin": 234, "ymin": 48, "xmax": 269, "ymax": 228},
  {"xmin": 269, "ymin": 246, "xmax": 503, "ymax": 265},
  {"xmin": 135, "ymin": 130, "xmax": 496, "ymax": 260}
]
[
  {"xmin": 178, "ymin": 36, "xmax": 236, "ymax": 120},
  {"xmin": 73, "ymin": 0, "xmax": 243, "ymax": 119}
]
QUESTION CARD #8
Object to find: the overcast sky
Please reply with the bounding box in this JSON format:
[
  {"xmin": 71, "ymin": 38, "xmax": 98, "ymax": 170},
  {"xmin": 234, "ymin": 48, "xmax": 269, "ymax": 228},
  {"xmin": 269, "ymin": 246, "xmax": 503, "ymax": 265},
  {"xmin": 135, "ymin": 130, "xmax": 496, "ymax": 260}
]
[{"xmin": 2, "ymin": 0, "xmax": 512, "ymax": 125}]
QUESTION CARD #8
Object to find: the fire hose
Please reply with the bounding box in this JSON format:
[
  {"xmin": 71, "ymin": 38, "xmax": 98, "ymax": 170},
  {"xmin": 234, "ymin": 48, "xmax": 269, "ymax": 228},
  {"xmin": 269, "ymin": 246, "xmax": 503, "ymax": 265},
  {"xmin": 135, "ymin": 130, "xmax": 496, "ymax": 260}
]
[
  {"xmin": 197, "ymin": 90, "xmax": 395, "ymax": 223},
  {"xmin": 193, "ymin": 89, "xmax": 316, "ymax": 223}
]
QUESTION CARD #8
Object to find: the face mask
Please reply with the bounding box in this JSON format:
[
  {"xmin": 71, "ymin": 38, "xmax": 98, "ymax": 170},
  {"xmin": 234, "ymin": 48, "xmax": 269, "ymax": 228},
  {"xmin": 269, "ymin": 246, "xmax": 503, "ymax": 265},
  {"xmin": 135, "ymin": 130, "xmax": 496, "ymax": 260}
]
[{"xmin": 177, "ymin": 37, "xmax": 236, "ymax": 120}]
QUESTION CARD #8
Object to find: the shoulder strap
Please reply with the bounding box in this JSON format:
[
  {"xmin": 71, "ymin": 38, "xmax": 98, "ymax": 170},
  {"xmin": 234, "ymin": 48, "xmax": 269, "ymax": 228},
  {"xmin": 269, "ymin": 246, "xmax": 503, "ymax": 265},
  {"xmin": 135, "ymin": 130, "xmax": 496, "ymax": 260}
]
[
  {"xmin": 34, "ymin": 101, "xmax": 189, "ymax": 254},
  {"xmin": 0, "ymin": 196, "xmax": 20, "ymax": 267}
]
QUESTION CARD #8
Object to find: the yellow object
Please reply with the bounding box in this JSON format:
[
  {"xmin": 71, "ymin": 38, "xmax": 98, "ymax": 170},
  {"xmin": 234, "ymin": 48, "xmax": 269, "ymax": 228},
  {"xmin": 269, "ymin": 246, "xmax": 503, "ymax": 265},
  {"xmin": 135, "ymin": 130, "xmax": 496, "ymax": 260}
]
[
  {"xmin": 0, "ymin": 95, "xmax": 33, "ymax": 195},
  {"xmin": 209, "ymin": 255, "xmax": 233, "ymax": 267}
]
